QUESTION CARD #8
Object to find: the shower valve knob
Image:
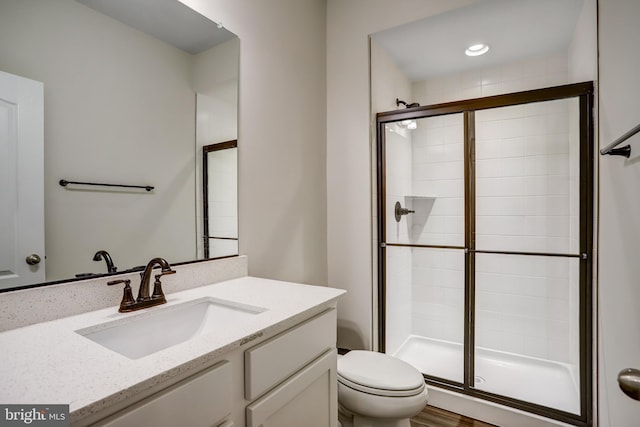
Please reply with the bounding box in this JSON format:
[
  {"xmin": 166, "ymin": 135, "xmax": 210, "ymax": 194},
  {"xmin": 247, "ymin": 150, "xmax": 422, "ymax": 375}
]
[{"xmin": 394, "ymin": 201, "xmax": 415, "ymax": 222}]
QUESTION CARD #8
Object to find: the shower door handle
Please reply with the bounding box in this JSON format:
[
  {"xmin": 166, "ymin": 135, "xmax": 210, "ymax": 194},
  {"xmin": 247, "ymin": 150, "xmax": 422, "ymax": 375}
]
[{"xmin": 618, "ymin": 368, "xmax": 640, "ymax": 400}]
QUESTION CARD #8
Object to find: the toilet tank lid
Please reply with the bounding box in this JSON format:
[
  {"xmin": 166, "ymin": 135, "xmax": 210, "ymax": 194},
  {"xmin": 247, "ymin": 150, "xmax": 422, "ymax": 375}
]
[{"xmin": 337, "ymin": 350, "xmax": 425, "ymax": 392}]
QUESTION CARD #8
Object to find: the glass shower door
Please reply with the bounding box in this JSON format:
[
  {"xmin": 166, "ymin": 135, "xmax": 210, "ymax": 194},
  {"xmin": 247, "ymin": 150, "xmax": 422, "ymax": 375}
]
[
  {"xmin": 378, "ymin": 83, "xmax": 593, "ymax": 425},
  {"xmin": 383, "ymin": 113, "xmax": 466, "ymax": 384},
  {"xmin": 472, "ymin": 98, "xmax": 582, "ymax": 414}
]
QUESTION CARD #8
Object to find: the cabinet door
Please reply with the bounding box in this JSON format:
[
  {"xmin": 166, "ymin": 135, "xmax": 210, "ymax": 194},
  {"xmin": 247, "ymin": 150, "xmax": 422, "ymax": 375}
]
[
  {"xmin": 95, "ymin": 361, "xmax": 232, "ymax": 427},
  {"xmin": 246, "ymin": 349, "xmax": 337, "ymax": 427}
]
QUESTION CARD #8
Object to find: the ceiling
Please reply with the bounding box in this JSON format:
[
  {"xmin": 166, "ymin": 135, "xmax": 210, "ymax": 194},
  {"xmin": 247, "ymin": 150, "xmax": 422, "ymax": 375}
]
[
  {"xmin": 371, "ymin": 0, "xmax": 585, "ymax": 81},
  {"xmin": 76, "ymin": 0, "xmax": 236, "ymax": 54}
]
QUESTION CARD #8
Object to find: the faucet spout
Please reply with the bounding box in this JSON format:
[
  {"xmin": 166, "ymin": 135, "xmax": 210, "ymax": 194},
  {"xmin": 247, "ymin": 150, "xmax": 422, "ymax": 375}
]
[
  {"xmin": 93, "ymin": 250, "xmax": 117, "ymax": 273},
  {"xmin": 138, "ymin": 257, "xmax": 175, "ymax": 302}
]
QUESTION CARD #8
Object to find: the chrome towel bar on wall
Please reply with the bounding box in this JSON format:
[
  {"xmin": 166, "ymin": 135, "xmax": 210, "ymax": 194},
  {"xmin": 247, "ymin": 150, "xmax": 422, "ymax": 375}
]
[
  {"xmin": 600, "ymin": 122, "xmax": 640, "ymax": 158},
  {"xmin": 59, "ymin": 179, "xmax": 154, "ymax": 192}
]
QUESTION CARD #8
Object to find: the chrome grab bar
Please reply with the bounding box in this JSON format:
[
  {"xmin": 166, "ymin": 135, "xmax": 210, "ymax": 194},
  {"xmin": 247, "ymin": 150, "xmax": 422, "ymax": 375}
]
[{"xmin": 600, "ymin": 122, "xmax": 640, "ymax": 158}]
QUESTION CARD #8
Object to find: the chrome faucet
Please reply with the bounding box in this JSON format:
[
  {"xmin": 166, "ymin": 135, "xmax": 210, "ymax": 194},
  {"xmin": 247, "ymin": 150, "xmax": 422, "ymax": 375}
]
[
  {"xmin": 93, "ymin": 250, "xmax": 117, "ymax": 273},
  {"xmin": 108, "ymin": 257, "xmax": 175, "ymax": 312}
]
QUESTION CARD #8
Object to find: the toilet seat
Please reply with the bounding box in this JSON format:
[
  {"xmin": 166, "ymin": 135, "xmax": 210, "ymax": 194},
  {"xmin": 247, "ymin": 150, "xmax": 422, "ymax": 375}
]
[{"xmin": 337, "ymin": 351, "xmax": 426, "ymax": 397}]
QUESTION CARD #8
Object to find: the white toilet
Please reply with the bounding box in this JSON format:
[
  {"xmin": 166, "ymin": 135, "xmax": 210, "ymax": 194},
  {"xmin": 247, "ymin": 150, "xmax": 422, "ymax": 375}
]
[{"xmin": 337, "ymin": 350, "xmax": 428, "ymax": 427}]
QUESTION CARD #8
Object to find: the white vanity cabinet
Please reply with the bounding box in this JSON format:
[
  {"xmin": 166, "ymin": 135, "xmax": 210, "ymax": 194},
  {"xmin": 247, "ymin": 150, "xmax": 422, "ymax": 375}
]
[
  {"xmin": 87, "ymin": 307, "xmax": 338, "ymax": 427},
  {"xmin": 244, "ymin": 309, "xmax": 338, "ymax": 427}
]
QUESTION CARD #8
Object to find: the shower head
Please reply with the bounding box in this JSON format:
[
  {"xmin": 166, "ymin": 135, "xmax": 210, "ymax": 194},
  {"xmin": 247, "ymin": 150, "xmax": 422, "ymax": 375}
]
[{"xmin": 396, "ymin": 98, "xmax": 420, "ymax": 109}]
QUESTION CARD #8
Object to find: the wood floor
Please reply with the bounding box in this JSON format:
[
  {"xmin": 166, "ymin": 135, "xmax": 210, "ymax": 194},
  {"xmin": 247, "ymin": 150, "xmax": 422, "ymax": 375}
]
[{"xmin": 410, "ymin": 405, "xmax": 497, "ymax": 427}]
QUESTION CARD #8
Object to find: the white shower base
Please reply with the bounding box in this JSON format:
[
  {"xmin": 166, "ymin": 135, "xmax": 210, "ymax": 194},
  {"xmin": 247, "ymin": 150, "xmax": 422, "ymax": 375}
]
[{"xmin": 393, "ymin": 335, "xmax": 580, "ymax": 415}]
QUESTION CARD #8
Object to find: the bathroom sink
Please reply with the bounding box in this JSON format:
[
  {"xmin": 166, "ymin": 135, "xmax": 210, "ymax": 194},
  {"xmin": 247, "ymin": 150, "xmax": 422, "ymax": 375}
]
[{"xmin": 76, "ymin": 298, "xmax": 267, "ymax": 359}]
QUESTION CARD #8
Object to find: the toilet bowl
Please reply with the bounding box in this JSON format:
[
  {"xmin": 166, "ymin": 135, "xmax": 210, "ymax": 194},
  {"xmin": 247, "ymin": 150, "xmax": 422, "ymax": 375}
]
[{"xmin": 337, "ymin": 350, "xmax": 428, "ymax": 427}]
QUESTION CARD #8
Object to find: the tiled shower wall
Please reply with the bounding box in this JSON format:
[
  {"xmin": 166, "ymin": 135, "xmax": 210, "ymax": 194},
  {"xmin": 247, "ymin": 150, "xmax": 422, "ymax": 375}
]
[
  {"xmin": 409, "ymin": 114, "xmax": 465, "ymax": 344},
  {"xmin": 474, "ymin": 100, "xmax": 580, "ymax": 363},
  {"xmin": 398, "ymin": 52, "xmax": 582, "ymax": 364}
]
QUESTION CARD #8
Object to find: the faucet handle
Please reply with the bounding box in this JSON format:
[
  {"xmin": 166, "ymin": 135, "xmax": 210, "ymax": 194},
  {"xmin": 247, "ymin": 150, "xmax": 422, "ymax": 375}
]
[
  {"xmin": 108, "ymin": 279, "xmax": 136, "ymax": 311},
  {"xmin": 151, "ymin": 274, "xmax": 169, "ymax": 301}
]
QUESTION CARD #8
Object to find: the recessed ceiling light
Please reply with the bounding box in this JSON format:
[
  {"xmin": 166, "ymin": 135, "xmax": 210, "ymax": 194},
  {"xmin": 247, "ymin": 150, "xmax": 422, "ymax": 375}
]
[{"xmin": 465, "ymin": 43, "xmax": 490, "ymax": 57}]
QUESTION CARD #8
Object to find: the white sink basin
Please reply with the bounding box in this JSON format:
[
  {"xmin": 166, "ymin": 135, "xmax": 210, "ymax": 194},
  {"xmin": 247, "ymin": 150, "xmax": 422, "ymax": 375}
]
[{"xmin": 76, "ymin": 297, "xmax": 267, "ymax": 359}]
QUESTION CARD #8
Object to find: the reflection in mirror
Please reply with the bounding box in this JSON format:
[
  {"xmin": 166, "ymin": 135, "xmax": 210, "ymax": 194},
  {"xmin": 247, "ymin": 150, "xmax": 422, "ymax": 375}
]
[
  {"xmin": 0, "ymin": 0, "xmax": 238, "ymax": 291},
  {"xmin": 202, "ymin": 141, "xmax": 238, "ymax": 259}
]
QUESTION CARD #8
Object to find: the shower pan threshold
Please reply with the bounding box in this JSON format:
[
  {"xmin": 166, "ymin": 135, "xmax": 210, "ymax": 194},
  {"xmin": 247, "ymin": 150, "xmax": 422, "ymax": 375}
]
[{"xmin": 393, "ymin": 335, "xmax": 580, "ymax": 415}]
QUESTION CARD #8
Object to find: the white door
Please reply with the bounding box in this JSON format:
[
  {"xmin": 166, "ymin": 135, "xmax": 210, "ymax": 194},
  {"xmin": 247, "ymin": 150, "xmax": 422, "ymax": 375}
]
[
  {"xmin": 598, "ymin": 0, "xmax": 640, "ymax": 425},
  {"xmin": 0, "ymin": 70, "xmax": 45, "ymax": 289}
]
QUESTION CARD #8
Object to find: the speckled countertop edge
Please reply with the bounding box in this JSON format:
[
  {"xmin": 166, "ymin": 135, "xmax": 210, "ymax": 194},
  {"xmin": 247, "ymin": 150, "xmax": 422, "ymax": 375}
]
[{"xmin": 0, "ymin": 276, "xmax": 345, "ymax": 424}]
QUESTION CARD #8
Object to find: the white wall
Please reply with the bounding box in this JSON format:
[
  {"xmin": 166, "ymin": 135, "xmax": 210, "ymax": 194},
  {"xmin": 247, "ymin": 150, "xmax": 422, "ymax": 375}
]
[
  {"xmin": 180, "ymin": 0, "xmax": 328, "ymax": 287},
  {"xmin": 568, "ymin": 0, "xmax": 598, "ymax": 83},
  {"xmin": 327, "ymin": 0, "xmax": 478, "ymax": 351},
  {"xmin": 0, "ymin": 0, "xmax": 197, "ymax": 280},
  {"xmin": 598, "ymin": 0, "xmax": 640, "ymax": 425},
  {"xmin": 370, "ymin": 39, "xmax": 413, "ymax": 113}
]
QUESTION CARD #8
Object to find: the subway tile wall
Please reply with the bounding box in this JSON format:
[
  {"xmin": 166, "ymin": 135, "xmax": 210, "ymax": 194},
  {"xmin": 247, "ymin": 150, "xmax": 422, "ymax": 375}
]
[
  {"xmin": 411, "ymin": 248, "xmax": 465, "ymax": 344},
  {"xmin": 411, "ymin": 114, "xmax": 465, "ymax": 247},
  {"xmin": 475, "ymin": 255, "xmax": 579, "ymax": 363},
  {"xmin": 385, "ymin": 125, "xmax": 414, "ymax": 245},
  {"xmin": 475, "ymin": 99, "xmax": 579, "ymax": 254}
]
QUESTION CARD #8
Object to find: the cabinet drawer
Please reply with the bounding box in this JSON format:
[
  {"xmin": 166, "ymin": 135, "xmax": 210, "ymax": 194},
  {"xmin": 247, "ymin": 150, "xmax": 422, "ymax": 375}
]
[
  {"xmin": 246, "ymin": 349, "xmax": 337, "ymax": 427},
  {"xmin": 245, "ymin": 308, "xmax": 336, "ymax": 400},
  {"xmin": 96, "ymin": 360, "xmax": 232, "ymax": 427}
]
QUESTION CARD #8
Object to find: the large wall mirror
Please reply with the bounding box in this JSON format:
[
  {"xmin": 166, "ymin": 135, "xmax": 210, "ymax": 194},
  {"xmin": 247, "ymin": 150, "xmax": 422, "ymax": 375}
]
[{"xmin": 0, "ymin": 0, "xmax": 239, "ymax": 291}]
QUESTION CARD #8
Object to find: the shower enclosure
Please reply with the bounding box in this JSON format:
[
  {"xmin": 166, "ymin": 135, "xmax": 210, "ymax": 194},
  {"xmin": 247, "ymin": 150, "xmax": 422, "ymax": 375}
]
[{"xmin": 377, "ymin": 83, "xmax": 593, "ymax": 426}]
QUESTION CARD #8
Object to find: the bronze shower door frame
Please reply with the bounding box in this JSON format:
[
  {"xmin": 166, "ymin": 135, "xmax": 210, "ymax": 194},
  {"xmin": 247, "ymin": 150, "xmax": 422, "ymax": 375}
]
[{"xmin": 376, "ymin": 82, "xmax": 594, "ymax": 427}]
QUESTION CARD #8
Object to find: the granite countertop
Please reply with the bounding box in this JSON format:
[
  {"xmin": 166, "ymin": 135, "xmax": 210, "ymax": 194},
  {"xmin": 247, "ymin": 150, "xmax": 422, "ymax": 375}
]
[{"xmin": 0, "ymin": 276, "xmax": 345, "ymax": 424}]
